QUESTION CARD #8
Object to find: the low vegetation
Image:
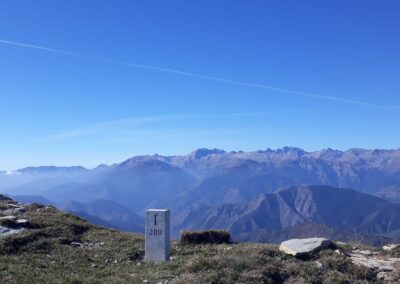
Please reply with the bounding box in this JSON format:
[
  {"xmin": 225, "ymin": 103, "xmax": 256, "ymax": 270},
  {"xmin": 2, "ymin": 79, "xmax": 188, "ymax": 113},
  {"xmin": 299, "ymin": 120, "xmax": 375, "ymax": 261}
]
[{"xmin": 0, "ymin": 195, "xmax": 399, "ymax": 283}]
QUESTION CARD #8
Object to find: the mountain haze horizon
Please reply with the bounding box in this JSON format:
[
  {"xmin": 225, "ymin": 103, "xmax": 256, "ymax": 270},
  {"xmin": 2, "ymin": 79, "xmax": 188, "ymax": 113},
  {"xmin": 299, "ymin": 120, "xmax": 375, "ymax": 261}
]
[
  {"xmin": 3, "ymin": 146, "xmax": 400, "ymax": 172},
  {"xmin": 2, "ymin": 145, "xmax": 400, "ymax": 245}
]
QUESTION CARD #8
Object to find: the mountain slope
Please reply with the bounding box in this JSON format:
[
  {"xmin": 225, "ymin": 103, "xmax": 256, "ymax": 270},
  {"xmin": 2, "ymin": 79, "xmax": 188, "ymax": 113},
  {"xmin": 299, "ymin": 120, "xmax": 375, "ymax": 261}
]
[
  {"xmin": 172, "ymin": 186, "xmax": 400, "ymax": 244},
  {"xmin": 56, "ymin": 199, "xmax": 144, "ymax": 232}
]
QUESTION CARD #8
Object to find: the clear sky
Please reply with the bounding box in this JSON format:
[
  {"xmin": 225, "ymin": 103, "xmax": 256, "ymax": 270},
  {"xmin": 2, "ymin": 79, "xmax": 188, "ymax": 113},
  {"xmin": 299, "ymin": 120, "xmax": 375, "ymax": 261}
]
[{"xmin": 1, "ymin": 0, "xmax": 400, "ymax": 170}]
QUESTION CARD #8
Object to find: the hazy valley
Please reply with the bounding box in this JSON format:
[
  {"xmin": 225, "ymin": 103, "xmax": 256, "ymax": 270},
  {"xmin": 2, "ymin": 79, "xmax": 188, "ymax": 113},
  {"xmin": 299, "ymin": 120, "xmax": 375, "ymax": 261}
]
[{"xmin": 1, "ymin": 147, "xmax": 400, "ymax": 245}]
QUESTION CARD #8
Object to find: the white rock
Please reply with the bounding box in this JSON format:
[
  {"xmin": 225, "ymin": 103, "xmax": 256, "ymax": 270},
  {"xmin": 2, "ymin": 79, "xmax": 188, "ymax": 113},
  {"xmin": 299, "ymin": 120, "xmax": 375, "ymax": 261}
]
[
  {"xmin": 70, "ymin": 241, "xmax": 83, "ymax": 248},
  {"xmin": 0, "ymin": 216, "xmax": 16, "ymax": 220},
  {"xmin": 348, "ymin": 249, "xmax": 377, "ymax": 258},
  {"xmin": 279, "ymin": 238, "xmax": 334, "ymax": 257},
  {"xmin": 351, "ymin": 257, "xmax": 397, "ymax": 272},
  {"xmin": 334, "ymin": 249, "xmax": 345, "ymax": 256},
  {"xmin": 383, "ymin": 244, "xmax": 399, "ymax": 251},
  {"xmin": 314, "ymin": 261, "xmax": 322, "ymax": 268}
]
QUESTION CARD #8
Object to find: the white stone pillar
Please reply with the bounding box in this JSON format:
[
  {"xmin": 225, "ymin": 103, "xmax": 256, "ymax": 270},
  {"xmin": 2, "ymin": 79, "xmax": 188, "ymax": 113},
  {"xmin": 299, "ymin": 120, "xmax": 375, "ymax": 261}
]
[{"xmin": 145, "ymin": 209, "xmax": 170, "ymax": 261}]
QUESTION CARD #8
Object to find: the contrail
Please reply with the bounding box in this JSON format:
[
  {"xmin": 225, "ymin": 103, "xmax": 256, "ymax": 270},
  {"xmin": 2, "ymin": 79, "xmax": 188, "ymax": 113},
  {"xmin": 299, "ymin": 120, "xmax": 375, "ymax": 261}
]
[
  {"xmin": 1, "ymin": 39, "xmax": 399, "ymax": 110},
  {"xmin": 34, "ymin": 110, "xmax": 317, "ymax": 142}
]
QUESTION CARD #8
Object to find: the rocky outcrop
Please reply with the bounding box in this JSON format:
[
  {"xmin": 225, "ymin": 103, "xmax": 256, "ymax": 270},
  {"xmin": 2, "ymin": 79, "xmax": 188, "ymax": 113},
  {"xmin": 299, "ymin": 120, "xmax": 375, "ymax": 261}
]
[
  {"xmin": 279, "ymin": 238, "xmax": 400, "ymax": 282},
  {"xmin": 0, "ymin": 195, "xmax": 31, "ymax": 238},
  {"xmin": 279, "ymin": 238, "xmax": 335, "ymax": 257},
  {"xmin": 348, "ymin": 247, "xmax": 400, "ymax": 282}
]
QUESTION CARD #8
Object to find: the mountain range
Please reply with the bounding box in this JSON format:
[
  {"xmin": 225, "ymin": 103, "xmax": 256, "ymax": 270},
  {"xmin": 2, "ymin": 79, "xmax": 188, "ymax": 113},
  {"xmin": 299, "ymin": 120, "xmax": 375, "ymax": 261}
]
[{"xmin": 2, "ymin": 147, "xmax": 400, "ymax": 244}]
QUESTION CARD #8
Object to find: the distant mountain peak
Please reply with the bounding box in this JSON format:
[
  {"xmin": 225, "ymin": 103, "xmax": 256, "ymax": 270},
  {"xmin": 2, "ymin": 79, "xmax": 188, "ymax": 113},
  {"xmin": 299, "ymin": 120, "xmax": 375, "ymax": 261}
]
[
  {"xmin": 269, "ymin": 147, "xmax": 307, "ymax": 158},
  {"xmin": 190, "ymin": 148, "xmax": 226, "ymax": 159},
  {"xmin": 17, "ymin": 166, "xmax": 88, "ymax": 175},
  {"xmin": 92, "ymin": 164, "xmax": 109, "ymax": 170}
]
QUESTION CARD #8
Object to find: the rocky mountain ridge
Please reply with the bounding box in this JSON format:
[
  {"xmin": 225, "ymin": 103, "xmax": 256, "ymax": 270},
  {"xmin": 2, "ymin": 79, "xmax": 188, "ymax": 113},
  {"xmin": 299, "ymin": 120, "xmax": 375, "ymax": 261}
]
[{"xmin": 1, "ymin": 147, "xmax": 400, "ymax": 244}]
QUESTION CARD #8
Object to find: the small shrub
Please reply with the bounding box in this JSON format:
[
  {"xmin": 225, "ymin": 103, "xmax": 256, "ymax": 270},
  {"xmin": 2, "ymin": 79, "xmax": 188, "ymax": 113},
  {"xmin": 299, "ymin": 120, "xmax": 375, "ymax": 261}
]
[
  {"xmin": 180, "ymin": 230, "xmax": 231, "ymax": 245},
  {"xmin": 128, "ymin": 250, "xmax": 144, "ymax": 261}
]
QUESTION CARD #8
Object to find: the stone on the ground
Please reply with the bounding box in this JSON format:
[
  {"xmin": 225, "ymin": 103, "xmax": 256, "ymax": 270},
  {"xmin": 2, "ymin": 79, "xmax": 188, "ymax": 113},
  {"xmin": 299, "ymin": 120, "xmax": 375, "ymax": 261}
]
[
  {"xmin": 279, "ymin": 238, "xmax": 334, "ymax": 257},
  {"xmin": 0, "ymin": 215, "xmax": 16, "ymax": 220},
  {"xmin": 16, "ymin": 219, "xmax": 29, "ymax": 224},
  {"xmin": 351, "ymin": 257, "xmax": 397, "ymax": 272},
  {"xmin": 349, "ymin": 247, "xmax": 400, "ymax": 274},
  {"xmin": 383, "ymin": 244, "xmax": 400, "ymax": 251},
  {"xmin": 349, "ymin": 249, "xmax": 377, "ymax": 258},
  {"xmin": 70, "ymin": 241, "xmax": 83, "ymax": 248},
  {"xmin": 6, "ymin": 203, "xmax": 22, "ymax": 208},
  {"xmin": 0, "ymin": 226, "xmax": 24, "ymax": 238}
]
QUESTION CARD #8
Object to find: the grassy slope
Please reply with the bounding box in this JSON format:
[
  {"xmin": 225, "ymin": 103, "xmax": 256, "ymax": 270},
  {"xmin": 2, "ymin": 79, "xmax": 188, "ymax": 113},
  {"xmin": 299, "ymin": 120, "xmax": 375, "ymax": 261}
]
[{"xmin": 0, "ymin": 198, "xmax": 397, "ymax": 283}]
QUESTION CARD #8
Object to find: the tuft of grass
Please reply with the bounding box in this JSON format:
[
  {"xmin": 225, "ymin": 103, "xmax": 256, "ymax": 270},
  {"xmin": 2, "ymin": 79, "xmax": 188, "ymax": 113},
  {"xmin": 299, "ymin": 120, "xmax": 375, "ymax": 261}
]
[{"xmin": 180, "ymin": 230, "xmax": 231, "ymax": 245}]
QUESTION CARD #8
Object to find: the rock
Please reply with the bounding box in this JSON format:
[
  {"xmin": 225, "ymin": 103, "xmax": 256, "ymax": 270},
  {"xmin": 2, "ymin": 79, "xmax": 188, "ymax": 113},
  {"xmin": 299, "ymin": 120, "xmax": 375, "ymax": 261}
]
[
  {"xmin": 348, "ymin": 249, "xmax": 377, "ymax": 258},
  {"xmin": 377, "ymin": 271, "xmax": 395, "ymax": 282},
  {"xmin": 15, "ymin": 207, "xmax": 25, "ymax": 213},
  {"xmin": 351, "ymin": 257, "xmax": 397, "ymax": 272},
  {"xmin": 6, "ymin": 203, "xmax": 22, "ymax": 208},
  {"xmin": 16, "ymin": 219, "xmax": 29, "ymax": 225},
  {"xmin": 0, "ymin": 225, "xmax": 24, "ymax": 238},
  {"xmin": 334, "ymin": 249, "xmax": 345, "ymax": 256},
  {"xmin": 314, "ymin": 261, "xmax": 322, "ymax": 268},
  {"xmin": 0, "ymin": 216, "xmax": 16, "ymax": 220},
  {"xmin": 279, "ymin": 238, "xmax": 335, "ymax": 257},
  {"xmin": 383, "ymin": 244, "xmax": 400, "ymax": 251},
  {"xmin": 70, "ymin": 241, "xmax": 83, "ymax": 248},
  {"xmin": 3, "ymin": 207, "xmax": 25, "ymax": 215}
]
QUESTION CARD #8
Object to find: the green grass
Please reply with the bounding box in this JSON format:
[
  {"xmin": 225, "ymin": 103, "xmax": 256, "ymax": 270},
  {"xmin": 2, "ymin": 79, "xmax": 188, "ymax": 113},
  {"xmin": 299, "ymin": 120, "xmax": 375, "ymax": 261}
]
[{"xmin": 0, "ymin": 196, "xmax": 397, "ymax": 283}]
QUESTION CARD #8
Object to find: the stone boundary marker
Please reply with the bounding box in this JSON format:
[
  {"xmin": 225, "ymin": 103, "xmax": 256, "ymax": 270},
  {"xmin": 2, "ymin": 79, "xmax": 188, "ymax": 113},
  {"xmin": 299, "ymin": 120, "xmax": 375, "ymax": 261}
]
[{"xmin": 145, "ymin": 209, "xmax": 170, "ymax": 261}]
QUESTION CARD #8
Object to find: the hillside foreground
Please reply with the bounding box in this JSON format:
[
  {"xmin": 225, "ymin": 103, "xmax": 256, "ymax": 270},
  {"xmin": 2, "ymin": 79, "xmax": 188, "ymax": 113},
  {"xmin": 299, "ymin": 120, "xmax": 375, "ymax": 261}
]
[{"xmin": 1, "ymin": 195, "xmax": 400, "ymax": 283}]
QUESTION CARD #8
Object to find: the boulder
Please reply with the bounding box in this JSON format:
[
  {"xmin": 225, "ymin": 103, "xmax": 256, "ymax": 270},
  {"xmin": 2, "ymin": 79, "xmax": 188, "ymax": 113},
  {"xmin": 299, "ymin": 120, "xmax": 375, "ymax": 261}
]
[
  {"xmin": 383, "ymin": 244, "xmax": 399, "ymax": 251},
  {"xmin": 279, "ymin": 238, "xmax": 335, "ymax": 257}
]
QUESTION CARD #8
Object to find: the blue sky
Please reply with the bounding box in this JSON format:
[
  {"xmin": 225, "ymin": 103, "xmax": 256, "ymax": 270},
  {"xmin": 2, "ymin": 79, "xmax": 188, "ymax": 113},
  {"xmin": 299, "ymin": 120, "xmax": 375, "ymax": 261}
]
[{"xmin": 1, "ymin": 0, "xmax": 400, "ymax": 170}]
